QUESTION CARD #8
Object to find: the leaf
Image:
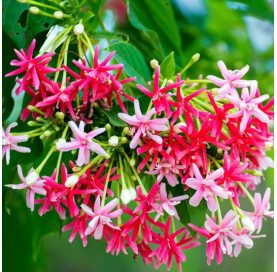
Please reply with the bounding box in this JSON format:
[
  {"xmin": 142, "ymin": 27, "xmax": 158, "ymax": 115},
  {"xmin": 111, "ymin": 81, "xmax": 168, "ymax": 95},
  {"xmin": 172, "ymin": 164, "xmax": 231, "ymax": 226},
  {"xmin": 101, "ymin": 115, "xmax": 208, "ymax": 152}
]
[
  {"xmin": 160, "ymin": 52, "xmax": 175, "ymax": 79},
  {"xmin": 105, "ymin": 42, "xmax": 151, "ymax": 86},
  {"xmin": 99, "ymin": 107, "xmax": 125, "ymax": 127},
  {"xmin": 166, "ymin": 183, "xmax": 207, "ymax": 236},
  {"xmin": 127, "ymin": 0, "xmax": 182, "ymax": 64},
  {"xmin": 2, "ymin": 0, "xmax": 56, "ymax": 48}
]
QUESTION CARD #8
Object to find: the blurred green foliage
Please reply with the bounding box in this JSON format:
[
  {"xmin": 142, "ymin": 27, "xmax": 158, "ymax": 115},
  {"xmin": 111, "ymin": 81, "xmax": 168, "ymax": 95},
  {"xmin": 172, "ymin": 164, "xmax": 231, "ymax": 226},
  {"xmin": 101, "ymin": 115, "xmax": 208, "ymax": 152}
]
[{"xmin": 2, "ymin": 0, "xmax": 273, "ymax": 271}]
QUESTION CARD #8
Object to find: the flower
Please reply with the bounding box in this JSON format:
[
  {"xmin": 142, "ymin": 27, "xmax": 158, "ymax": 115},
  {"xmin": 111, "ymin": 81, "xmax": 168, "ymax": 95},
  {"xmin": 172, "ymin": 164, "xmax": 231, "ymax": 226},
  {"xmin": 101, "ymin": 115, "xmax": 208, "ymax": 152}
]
[
  {"xmin": 226, "ymin": 81, "xmax": 270, "ymax": 132},
  {"xmin": 186, "ymin": 163, "xmax": 228, "ymax": 212},
  {"xmin": 244, "ymin": 188, "xmax": 274, "ymax": 233},
  {"xmin": 136, "ymin": 67, "xmax": 185, "ymax": 117},
  {"xmin": 57, "ymin": 121, "xmax": 107, "ymax": 166},
  {"xmin": 81, "ymin": 195, "xmax": 123, "ymax": 240},
  {"xmin": 2, "ymin": 122, "xmax": 31, "ymax": 164},
  {"xmin": 5, "ymin": 39, "xmax": 59, "ymax": 93},
  {"xmin": 5, "ymin": 165, "xmax": 46, "ymax": 211},
  {"xmin": 207, "ymin": 60, "xmax": 250, "ymax": 100},
  {"xmin": 118, "ymin": 99, "xmax": 168, "ymax": 149},
  {"xmin": 154, "ymin": 183, "xmax": 188, "ymax": 221},
  {"xmin": 145, "ymin": 147, "xmax": 184, "ymax": 187}
]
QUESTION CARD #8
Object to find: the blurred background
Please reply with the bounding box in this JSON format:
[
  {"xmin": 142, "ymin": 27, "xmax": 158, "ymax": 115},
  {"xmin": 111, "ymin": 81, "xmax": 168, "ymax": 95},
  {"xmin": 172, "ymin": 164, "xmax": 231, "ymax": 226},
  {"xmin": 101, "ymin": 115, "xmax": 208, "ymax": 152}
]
[{"xmin": 2, "ymin": 0, "xmax": 274, "ymax": 271}]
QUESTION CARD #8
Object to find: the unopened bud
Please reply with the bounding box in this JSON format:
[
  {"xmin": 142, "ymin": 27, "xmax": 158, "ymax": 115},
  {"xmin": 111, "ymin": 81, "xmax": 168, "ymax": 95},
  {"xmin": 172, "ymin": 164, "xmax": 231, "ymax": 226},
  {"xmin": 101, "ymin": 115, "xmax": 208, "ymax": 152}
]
[
  {"xmin": 167, "ymin": 79, "xmax": 174, "ymax": 85},
  {"xmin": 253, "ymin": 170, "xmax": 263, "ymax": 177},
  {"xmin": 121, "ymin": 137, "xmax": 127, "ymax": 144},
  {"xmin": 72, "ymin": 166, "xmax": 82, "ymax": 172},
  {"xmin": 217, "ymin": 148, "xmax": 223, "ymax": 154},
  {"xmin": 109, "ymin": 136, "xmax": 119, "ymax": 147},
  {"xmin": 131, "ymin": 175, "xmax": 136, "ymax": 181},
  {"xmin": 147, "ymin": 81, "xmax": 152, "ymax": 88},
  {"xmin": 241, "ymin": 217, "xmax": 255, "ymax": 232},
  {"xmin": 56, "ymin": 112, "xmax": 65, "ymax": 119},
  {"xmin": 17, "ymin": 0, "xmax": 27, "ymax": 3},
  {"xmin": 106, "ymin": 124, "xmax": 111, "ymax": 131},
  {"xmin": 105, "ymin": 163, "xmax": 110, "ymax": 167},
  {"xmin": 29, "ymin": 7, "xmax": 39, "ymax": 14},
  {"xmin": 173, "ymin": 122, "xmax": 186, "ymax": 133},
  {"xmin": 25, "ymin": 171, "xmax": 39, "ymax": 186},
  {"xmin": 129, "ymin": 188, "xmax": 137, "ymax": 200},
  {"xmin": 264, "ymin": 141, "xmax": 273, "ymax": 150},
  {"xmin": 104, "ymin": 153, "xmax": 111, "ymax": 159},
  {"xmin": 71, "ymin": 149, "xmax": 77, "ymax": 155},
  {"xmin": 44, "ymin": 130, "xmax": 51, "ymax": 137},
  {"xmin": 130, "ymin": 159, "xmax": 136, "ymax": 167},
  {"xmin": 123, "ymin": 127, "xmax": 130, "ymax": 136},
  {"xmin": 54, "ymin": 11, "xmax": 63, "ymax": 19},
  {"xmin": 211, "ymin": 88, "xmax": 219, "ymax": 95},
  {"xmin": 73, "ymin": 24, "xmax": 84, "ymax": 35},
  {"xmin": 27, "ymin": 121, "xmax": 38, "ymax": 127},
  {"xmin": 150, "ymin": 59, "xmax": 159, "ymax": 69},
  {"xmin": 120, "ymin": 189, "xmax": 132, "ymax": 204},
  {"xmin": 65, "ymin": 175, "xmax": 79, "ymax": 187},
  {"xmin": 191, "ymin": 53, "xmax": 200, "ymax": 64},
  {"xmin": 56, "ymin": 138, "xmax": 66, "ymax": 150}
]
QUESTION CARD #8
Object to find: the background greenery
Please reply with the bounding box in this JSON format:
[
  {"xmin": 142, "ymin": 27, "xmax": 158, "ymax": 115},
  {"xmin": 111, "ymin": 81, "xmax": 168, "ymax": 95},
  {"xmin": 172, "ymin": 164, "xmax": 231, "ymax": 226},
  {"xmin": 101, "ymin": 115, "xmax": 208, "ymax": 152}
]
[{"xmin": 2, "ymin": 0, "xmax": 274, "ymax": 271}]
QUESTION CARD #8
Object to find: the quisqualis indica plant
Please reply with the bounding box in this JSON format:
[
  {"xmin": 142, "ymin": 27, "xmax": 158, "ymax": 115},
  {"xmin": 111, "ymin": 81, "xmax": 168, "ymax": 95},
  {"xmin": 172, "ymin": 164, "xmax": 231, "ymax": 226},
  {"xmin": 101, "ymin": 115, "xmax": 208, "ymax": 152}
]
[{"xmin": 2, "ymin": 0, "xmax": 274, "ymax": 271}]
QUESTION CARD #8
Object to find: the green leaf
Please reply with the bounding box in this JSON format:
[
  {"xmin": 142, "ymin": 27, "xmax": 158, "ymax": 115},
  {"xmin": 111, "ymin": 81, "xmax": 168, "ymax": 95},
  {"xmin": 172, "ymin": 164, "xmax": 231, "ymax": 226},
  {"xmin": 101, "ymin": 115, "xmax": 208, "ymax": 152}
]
[
  {"xmin": 99, "ymin": 107, "xmax": 125, "ymax": 127},
  {"xmin": 83, "ymin": 10, "xmax": 95, "ymax": 23},
  {"xmin": 166, "ymin": 183, "xmax": 207, "ymax": 236},
  {"xmin": 2, "ymin": 0, "xmax": 56, "ymax": 48},
  {"xmin": 160, "ymin": 51, "xmax": 175, "ymax": 79},
  {"xmin": 105, "ymin": 42, "xmax": 151, "ymax": 86}
]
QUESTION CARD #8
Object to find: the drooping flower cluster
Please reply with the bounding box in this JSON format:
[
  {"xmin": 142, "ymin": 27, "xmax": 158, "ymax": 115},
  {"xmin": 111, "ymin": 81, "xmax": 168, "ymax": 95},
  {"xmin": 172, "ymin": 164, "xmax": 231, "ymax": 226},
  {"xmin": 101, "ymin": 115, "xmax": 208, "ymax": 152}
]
[{"xmin": 3, "ymin": 20, "xmax": 274, "ymax": 272}]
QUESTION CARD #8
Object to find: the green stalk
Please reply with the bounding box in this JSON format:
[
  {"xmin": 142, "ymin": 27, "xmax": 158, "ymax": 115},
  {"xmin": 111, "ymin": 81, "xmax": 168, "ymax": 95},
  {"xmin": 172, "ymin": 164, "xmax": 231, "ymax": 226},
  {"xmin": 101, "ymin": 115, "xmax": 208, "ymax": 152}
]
[{"xmin": 100, "ymin": 160, "xmax": 114, "ymax": 209}]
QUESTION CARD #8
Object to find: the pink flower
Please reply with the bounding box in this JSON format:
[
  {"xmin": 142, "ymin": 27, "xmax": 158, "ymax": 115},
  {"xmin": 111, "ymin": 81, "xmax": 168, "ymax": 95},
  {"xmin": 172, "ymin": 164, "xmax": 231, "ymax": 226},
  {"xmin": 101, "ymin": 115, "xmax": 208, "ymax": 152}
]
[
  {"xmin": 186, "ymin": 163, "xmax": 228, "ymax": 212},
  {"xmin": 231, "ymin": 227, "xmax": 265, "ymax": 257},
  {"xmin": 5, "ymin": 165, "xmax": 46, "ymax": 211},
  {"xmin": 118, "ymin": 99, "xmax": 168, "ymax": 149},
  {"xmin": 226, "ymin": 81, "xmax": 270, "ymax": 132},
  {"xmin": 136, "ymin": 66, "xmax": 185, "ymax": 117},
  {"xmin": 154, "ymin": 183, "xmax": 188, "ymax": 221},
  {"xmin": 62, "ymin": 214, "xmax": 88, "ymax": 247},
  {"xmin": 244, "ymin": 188, "xmax": 274, "ymax": 233},
  {"xmin": 207, "ymin": 60, "xmax": 250, "ymax": 100},
  {"xmin": 58, "ymin": 121, "xmax": 107, "ymax": 166},
  {"xmin": 145, "ymin": 146, "xmax": 183, "ymax": 187},
  {"xmin": 2, "ymin": 122, "xmax": 31, "ymax": 165},
  {"xmin": 5, "ymin": 39, "xmax": 59, "ymax": 93},
  {"xmin": 81, "ymin": 195, "xmax": 123, "ymax": 240}
]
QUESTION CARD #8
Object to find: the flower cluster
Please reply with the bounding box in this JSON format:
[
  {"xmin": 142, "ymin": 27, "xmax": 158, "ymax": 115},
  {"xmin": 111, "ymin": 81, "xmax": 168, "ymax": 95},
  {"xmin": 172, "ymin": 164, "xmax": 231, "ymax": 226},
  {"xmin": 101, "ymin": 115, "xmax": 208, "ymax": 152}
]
[{"xmin": 3, "ymin": 22, "xmax": 274, "ymax": 271}]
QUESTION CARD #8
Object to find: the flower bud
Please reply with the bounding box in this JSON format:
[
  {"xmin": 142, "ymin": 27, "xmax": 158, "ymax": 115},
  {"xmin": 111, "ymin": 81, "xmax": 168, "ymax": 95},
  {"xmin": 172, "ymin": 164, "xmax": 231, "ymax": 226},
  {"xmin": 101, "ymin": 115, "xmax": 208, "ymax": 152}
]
[
  {"xmin": 130, "ymin": 159, "xmax": 136, "ymax": 167},
  {"xmin": 167, "ymin": 79, "xmax": 174, "ymax": 85},
  {"xmin": 56, "ymin": 138, "xmax": 66, "ymax": 150},
  {"xmin": 253, "ymin": 170, "xmax": 263, "ymax": 177},
  {"xmin": 150, "ymin": 59, "xmax": 159, "ymax": 69},
  {"xmin": 27, "ymin": 121, "xmax": 38, "ymax": 127},
  {"xmin": 131, "ymin": 175, "xmax": 136, "ymax": 181},
  {"xmin": 173, "ymin": 122, "xmax": 186, "ymax": 133},
  {"xmin": 29, "ymin": 7, "xmax": 40, "ymax": 14},
  {"xmin": 191, "ymin": 53, "xmax": 200, "ymax": 64},
  {"xmin": 73, "ymin": 24, "xmax": 84, "ymax": 35},
  {"xmin": 72, "ymin": 166, "xmax": 82, "ymax": 172},
  {"xmin": 129, "ymin": 188, "xmax": 137, "ymax": 200},
  {"xmin": 105, "ymin": 163, "xmax": 110, "ymax": 168},
  {"xmin": 121, "ymin": 137, "xmax": 127, "ymax": 144},
  {"xmin": 65, "ymin": 175, "xmax": 79, "ymax": 187},
  {"xmin": 263, "ymin": 141, "xmax": 273, "ymax": 150},
  {"xmin": 25, "ymin": 171, "xmax": 39, "ymax": 186},
  {"xmin": 120, "ymin": 189, "xmax": 132, "ymax": 204},
  {"xmin": 104, "ymin": 153, "xmax": 111, "ymax": 159},
  {"xmin": 109, "ymin": 136, "xmax": 119, "ymax": 147},
  {"xmin": 44, "ymin": 130, "xmax": 51, "ymax": 137},
  {"xmin": 241, "ymin": 217, "xmax": 255, "ymax": 232},
  {"xmin": 123, "ymin": 127, "xmax": 130, "ymax": 135},
  {"xmin": 71, "ymin": 149, "xmax": 77, "ymax": 155},
  {"xmin": 217, "ymin": 148, "xmax": 223, "ymax": 154},
  {"xmin": 17, "ymin": 0, "xmax": 27, "ymax": 3},
  {"xmin": 106, "ymin": 123, "xmax": 111, "ymax": 131},
  {"xmin": 56, "ymin": 112, "xmax": 65, "ymax": 120},
  {"xmin": 54, "ymin": 11, "xmax": 63, "ymax": 19},
  {"xmin": 211, "ymin": 88, "xmax": 219, "ymax": 95},
  {"xmin": 147, "ymin": 81, "xmax": 152, "ymax": 88}
]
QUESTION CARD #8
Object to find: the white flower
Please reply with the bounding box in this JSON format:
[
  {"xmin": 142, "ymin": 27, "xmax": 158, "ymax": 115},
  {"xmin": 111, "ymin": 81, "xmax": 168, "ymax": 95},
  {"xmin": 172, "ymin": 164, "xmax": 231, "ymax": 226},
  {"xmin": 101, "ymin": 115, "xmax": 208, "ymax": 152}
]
[
  {"xmin": 65, "ymin": 175, "xmax": 79, "ymax": 187},
  {"xmin": 150, "ymin": 59, "xmax": 159, "ymax": 69},
  {"xmin": 129, "ymin": 188, "xmax": 137, "ymax": 200},
  {"xmin": 73, "ymin": 24, "xmax": 84, "ymax": 35},
  {"xmin": 54, "ymin": 11, "xmax": 63, "ymax": 19},
  {"xmin": 120, "ymin": 189, "xmax": 132, "ymax": 204},
  {"xmin": 109, "ymin": 136, "xmax": 119, "ymax": 147}
]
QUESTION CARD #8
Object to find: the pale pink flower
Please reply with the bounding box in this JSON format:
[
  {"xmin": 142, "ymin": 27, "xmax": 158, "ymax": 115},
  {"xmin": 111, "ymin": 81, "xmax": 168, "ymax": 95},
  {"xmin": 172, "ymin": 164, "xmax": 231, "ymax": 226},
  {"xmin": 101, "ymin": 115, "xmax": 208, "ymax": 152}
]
[
  {"xmin": 226, "ymin": 81, "xmax": 269, "ymax": 132},
  {"xmin": 81, "ymin": 195, "xmax": 123, "ymax": 240},
  {"xmin": 5, "ymin": 165, "xmax": 46, "ymax": 211},
  {"xmin": 244, "ymin": 188, "xmax": 274, "ymax": 233},
  {"xmin": 118, "ymin": 99, "xmax": 168, "ymax": 149},
  {"xmin": 231, "ymin": 227, "xmax": 265, "ymax": 257},
  {"xmin": 154, "ymin": 183, "xmax": 189, "ymax": 221},
  {"xmin": 2, "ymin": 122, "xmax": 31, "ymax": 165},
  {"xmin": 207, "ymin": 60, "xmax": 250, "ymax": 100},
  {"xmin": 57, "ymin": 121, "xmax": 106, "ymax": 166},
  {"xmin": 145, "ymin": 147, "xmax": 184, "ymax": 187},
  {"xmin": 205, "ymin": 211, "xmax": 244, "ymax": 255},
  {"xmin": 186, "ymin": 163, "xmax": 228, "ymax": 212}
]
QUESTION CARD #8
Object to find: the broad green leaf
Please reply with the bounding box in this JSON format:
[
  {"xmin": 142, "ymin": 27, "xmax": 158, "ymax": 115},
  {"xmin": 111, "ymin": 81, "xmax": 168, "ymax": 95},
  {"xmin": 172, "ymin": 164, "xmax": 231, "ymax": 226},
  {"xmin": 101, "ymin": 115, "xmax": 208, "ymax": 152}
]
[
  {"xmin": 99, "ymin": 107, "xmax": 125, "ymax": 127},
  {"xmin": 105, "ymin": 42, "xmax": 151, "ymax": 86},
  {"xmin": 166, "ymin": 183, "xmax": 207, "ymax": 236},
  {"xmin": 2, "ymin": 0, "xmax": 56, "ymax": 48},
  {"xmin": 160, "ymin": 52, "xmax": 175, "ymax": 79}
]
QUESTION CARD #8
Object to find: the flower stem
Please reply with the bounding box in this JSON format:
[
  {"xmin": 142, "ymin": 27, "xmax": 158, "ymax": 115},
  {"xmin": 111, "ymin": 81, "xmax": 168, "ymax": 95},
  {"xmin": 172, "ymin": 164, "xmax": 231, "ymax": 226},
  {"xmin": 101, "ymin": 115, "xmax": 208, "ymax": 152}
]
[
  {"xmin": 214, "ymin": 195, "xmax": 222, "ymax": 224},
  {"xmin": 185, "ymin": 80, "xmax": 211, "ymax": 84},
  {"xmin": 237, "ymin": 181, "xmax": 255, "ymax": 206},
  {"xmin": 83, "ymin": 31, "xmax": 95, "ymax": 57},
  {"xmin": 35, "ymin": 145, "xmax": 56, "ymax": 174},
  {"xmin": 207, "ymin": 154, "xmax": 221, "ymax": 169},
  {"xmin": 76, "ymin": 155, "xmax": 103, "ymax": 177},
  {"xmin": 55, "ymin": 151, "xmax": 63, "ymax": 182},
  {"xmin": 101, "ymin": 159, "xmax": 114, "ymax": 209}
]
